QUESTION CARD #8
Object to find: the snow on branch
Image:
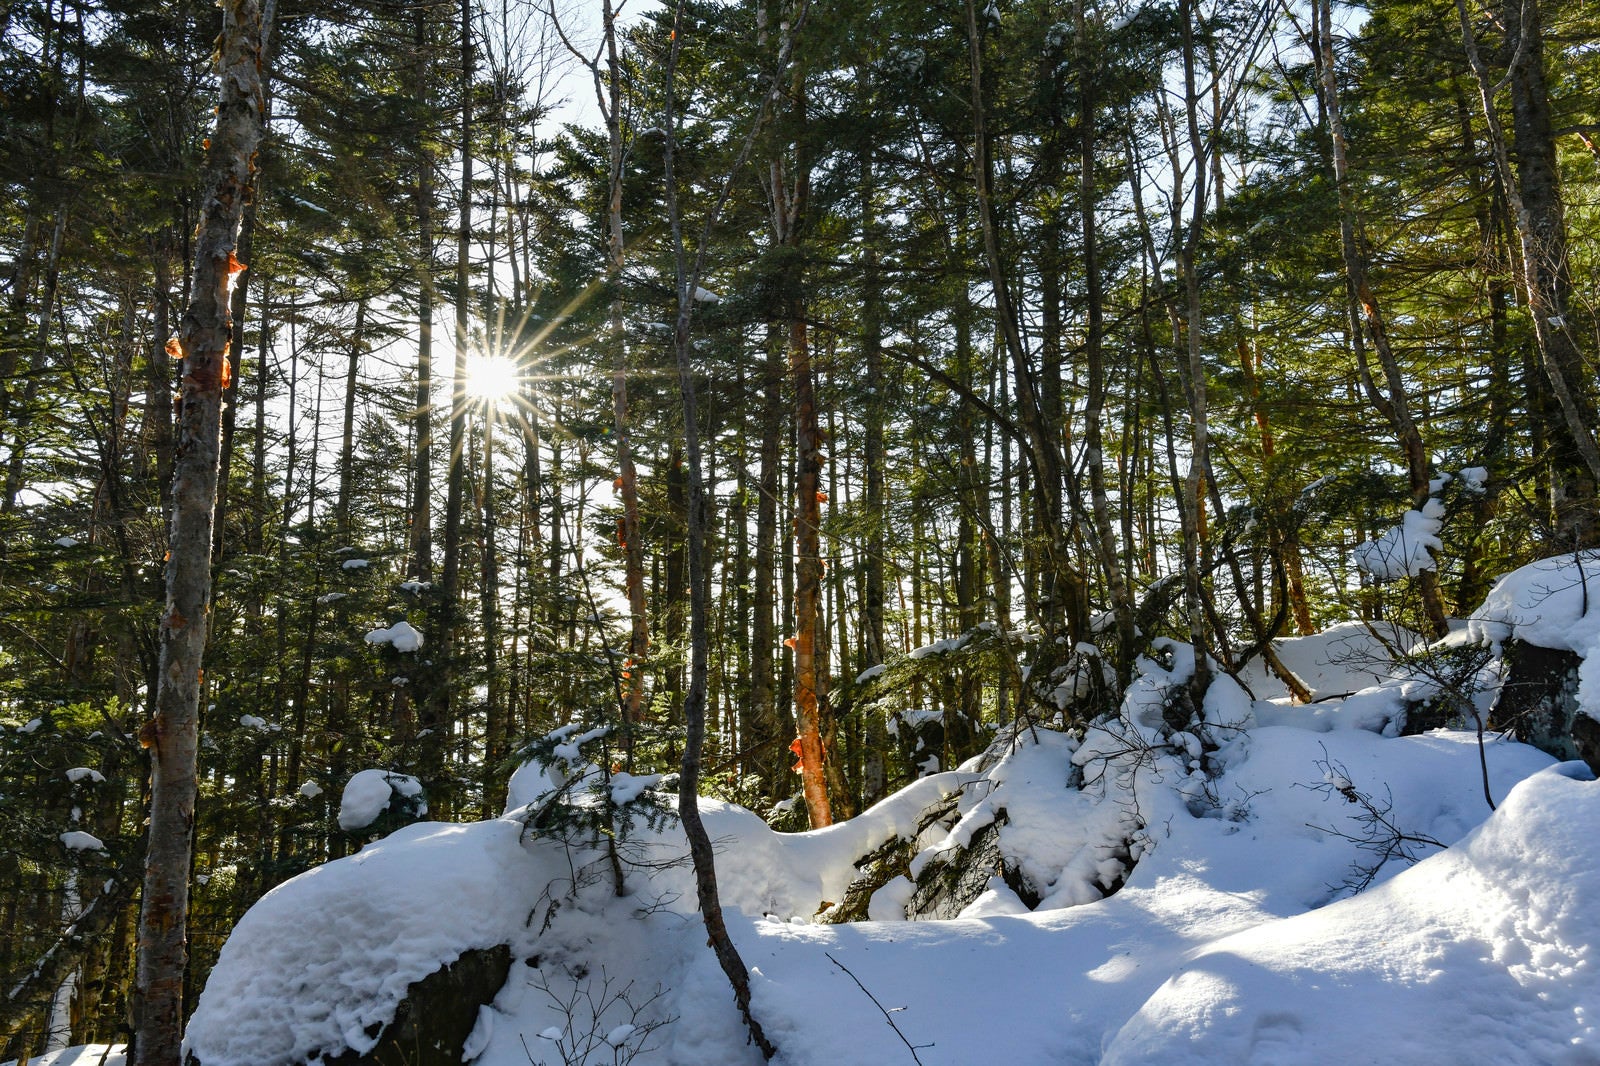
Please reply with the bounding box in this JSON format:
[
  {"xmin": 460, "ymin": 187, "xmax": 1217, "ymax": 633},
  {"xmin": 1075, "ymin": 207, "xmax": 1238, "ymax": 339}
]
[{"xmin": 1354, "ymin": 498, "xmax": 1444, "ymax": 582}]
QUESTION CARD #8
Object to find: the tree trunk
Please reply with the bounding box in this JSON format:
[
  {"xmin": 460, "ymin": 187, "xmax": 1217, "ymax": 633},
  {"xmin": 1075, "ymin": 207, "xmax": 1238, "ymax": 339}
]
[
  {"xmin": 335, "ymin": 298, "xmax": 367, "ymax": 536},
  {"xmin": 1457, "ymin": 0, "xmax": 1600, "ymax": 544},
  {"xmin": 1078, "ymin": 33, "xmax": 1136, "ymax": 687},
  {"xmin": 132, "ymin": 0, "xmax": 271, "ymax": 1060},
  {"xmin": 766, "ymin": 54, "xmax": 831, "ymax": 828},
  {"xmin": 1315, "ymin": 0, "xmax": 1448, "ymax": 637},
  {"xmin": 859, "ymin": 112, "xmax": 888, "ymax": 805},
  {"xmin": 409, "ymin": 5, "xmax": 435, "ymax": 585}
]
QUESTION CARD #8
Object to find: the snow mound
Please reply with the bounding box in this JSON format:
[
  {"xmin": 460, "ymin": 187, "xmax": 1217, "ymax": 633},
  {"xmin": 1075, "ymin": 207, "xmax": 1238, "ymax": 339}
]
[
  {"xmin": 183, "ymin": 821, "xmax": 552, "ymax": 1066},
  {"xmin": 1101, "ymin": 763, "xmax": 1600, "ymax": 1064},
  {"xmin": 1469, "ymin": 550, "xmax": 1600, "ymax": 656},
  {"xmin": 191, "ymin": 613, "xmax": 1586, "ymax": 1066},
  {"xmin": 1238, "ymin": 620, "xmax": 1420, "ymax": 701}
]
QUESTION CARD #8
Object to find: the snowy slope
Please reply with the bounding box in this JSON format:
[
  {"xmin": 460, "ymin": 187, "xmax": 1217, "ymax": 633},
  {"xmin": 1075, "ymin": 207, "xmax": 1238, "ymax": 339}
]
[{"xmin": 184, "ymin": 617, "xmax": 1598, "ymax": 1066}]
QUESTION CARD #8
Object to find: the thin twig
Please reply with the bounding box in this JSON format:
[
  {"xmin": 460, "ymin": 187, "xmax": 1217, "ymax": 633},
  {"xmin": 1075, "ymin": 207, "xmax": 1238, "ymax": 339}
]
[{"xmin": 826, "ymin": 953, "xmax": 933, "ymax": 1065}]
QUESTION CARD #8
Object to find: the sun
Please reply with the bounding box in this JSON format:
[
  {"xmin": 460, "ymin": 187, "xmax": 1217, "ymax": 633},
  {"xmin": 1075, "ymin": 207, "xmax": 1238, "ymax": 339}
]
[{"xmin": 464, "ymin": 352, "xmax": 521, "ymax": 407}]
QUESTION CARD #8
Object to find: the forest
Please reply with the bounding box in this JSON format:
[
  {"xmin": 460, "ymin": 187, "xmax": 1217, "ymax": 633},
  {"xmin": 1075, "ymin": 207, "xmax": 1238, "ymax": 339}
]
[{"xmin": 1, "ymin": 0, "xmax": 1598, "ymax": 1059}]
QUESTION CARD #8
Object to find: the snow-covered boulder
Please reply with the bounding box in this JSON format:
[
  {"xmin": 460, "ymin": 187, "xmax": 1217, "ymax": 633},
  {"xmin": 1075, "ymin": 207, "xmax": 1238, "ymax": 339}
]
[{"xmin": 1470, "ymin": 551, "xmax": 1600, "ymax": 772}]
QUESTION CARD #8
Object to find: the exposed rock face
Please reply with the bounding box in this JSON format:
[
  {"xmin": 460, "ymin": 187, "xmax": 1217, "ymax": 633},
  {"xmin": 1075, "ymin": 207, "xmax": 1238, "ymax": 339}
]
[
  {"xmin": 1495, "ymin": 641, "xmax": 1600, "ymax": 775},
  {"xmin": 818, "ymin": 835, "xmax": 920, "ymax": 924},
  {"xmin": 906, "ymin": 816, "xmax": 1009, "ymax": 921},
  {"xmin": 322, "ymin": 945, "xmax": 511, "ymax": 1066}
]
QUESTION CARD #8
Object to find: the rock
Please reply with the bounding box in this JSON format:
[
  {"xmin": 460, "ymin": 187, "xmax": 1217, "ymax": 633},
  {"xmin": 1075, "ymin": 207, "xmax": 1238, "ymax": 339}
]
[
  {"xmin": 1494, "ymin": 640, "xmax": 1600, "ymax": 775},
  {"xmin": 907, "ymin": 814, "xmax": 1013, "ymax": 921},
  {"xmin": 322, "ymin": 945, "xmax": 511, "ymax": 1066},
  {"xmin": 818, "ymin": 835, "xmax": 920, "ymax": 924}
]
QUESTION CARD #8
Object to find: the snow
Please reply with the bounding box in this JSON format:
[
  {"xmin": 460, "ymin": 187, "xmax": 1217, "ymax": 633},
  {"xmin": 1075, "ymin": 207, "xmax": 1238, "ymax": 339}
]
[
  {"xmin": 64, "ymin": 767, "xmax": 105, "ymax": 784},
  {"xmin": 189, "ymin": 602, "xmax": 1599, "ymax": 1066},
  {"xmin": 363, "ymin": 621, "xmax": 424, "ymax": 652},
  {"xmin": 337, "ymin": 770, "xmax": 426, "ymax": 832},
  {"xmin": 1236, "ymin": 620, "xmax": 1420, "ymax": 701},
  {"xmin": 909, "ymin": 635, "xmax": 965, "ymax": 659},
  {"xmin": 298, "ymin": 780, "xmax": 324, "ymax": 799},
  {"xmin": 184, "ymin": 821, "xmax": 550, "ymax": 1065},
  {"xmin": 59, "ymin": 831, "xmax": 104, "ymax": 852},
  {"xmin": 1101, "ymin": 763, "xmax": 1600, "ymax": 1064},
  {"xmin": 341, "ymin": 558, "xmax": 370, "ymax": 570},
  {"xmin": 0, "ymin": 1045, "xmax": 124, "ymax": 1066},
  {"xmin": 52, "ymin": 536, "xmax": 79, "ymax": 548},
  {"xmin": 1469, "ymin": 551, "xmax": 1600, "ymax": 721},
  {"xmin": 1355, "ymin": 498, "xmax": 1445, "ymax": 580}
]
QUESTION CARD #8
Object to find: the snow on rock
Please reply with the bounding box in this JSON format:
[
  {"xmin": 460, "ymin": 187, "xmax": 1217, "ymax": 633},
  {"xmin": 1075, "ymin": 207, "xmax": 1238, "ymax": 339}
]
[
  {"xmin": 1469, "ymin": 551, "xmax": 1600, "ymax": 720},
  {"xmin": 740, "ymin": 728, "xmax": 1556, "ymax": 1066},
  {"xmin": 59, "ymin": 831, "xmax": 104, "ymax": 852},
  {"xmin": 363, "ymin": 621, "xmax": 424, "ymax": 652},
  {"xmin": 183, "ymin": 821, "xmax": 553, "ymax": 1066},
  {"xmin": 1354, "ymin": 498, "xmax": 1445, "ymax": 581},
  {"xmin": 338, "ymin": 770, "xmax": 426, "ymax": 832},
  {"xmin": 1468, "ymin": 550, "xmax": 1600, "ymax": 656}
]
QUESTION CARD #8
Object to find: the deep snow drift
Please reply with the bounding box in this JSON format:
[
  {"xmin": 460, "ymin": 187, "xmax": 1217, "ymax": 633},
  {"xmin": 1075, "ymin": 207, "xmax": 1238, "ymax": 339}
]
[{"xmin": 181, "ymin": 561, "xmax": 1600, "ymax": 1066}]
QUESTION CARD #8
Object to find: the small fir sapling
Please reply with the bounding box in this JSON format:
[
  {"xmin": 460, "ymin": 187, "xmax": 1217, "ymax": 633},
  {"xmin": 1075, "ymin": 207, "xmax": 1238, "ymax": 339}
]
[{"xmin": 506, "ymin": 723, "xmax": 678, "ymax": 895}]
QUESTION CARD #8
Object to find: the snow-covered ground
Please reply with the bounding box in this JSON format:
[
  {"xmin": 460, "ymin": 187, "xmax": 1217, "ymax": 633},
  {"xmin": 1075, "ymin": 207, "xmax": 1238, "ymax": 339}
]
[{"xmin": 178, "ymin": 558, "xmax": 1600, "ymax": 1066}]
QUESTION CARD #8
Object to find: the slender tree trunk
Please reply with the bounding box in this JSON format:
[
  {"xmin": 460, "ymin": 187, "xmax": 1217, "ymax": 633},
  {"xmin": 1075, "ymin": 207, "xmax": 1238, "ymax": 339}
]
[
  {"xmin": 433, "ymin": 0, "xmax": 475, "ymax": 814},
  {"xmin": 1078, "ymin": 30, "xmax": 1135, "ymax": 688},
  {"xmin": 599, "ymin": 0, "xmax": 650, "ymax": 726},
  {"xmin": 1177, "ymin": 0, "xmax": 1216, "ymax": 692},
  {"xmin": 2, "ymin": 205, "xmax": 66, "ymax": 514},
  {"xmin": 859, "ymin": 110, "xmax": 888, "ymax": 805},
  {"xmin": 410, "ymin": 7, "xmax": 436, "ymax": 584},
  {"xmin": 335, "ymin": 298, "xmax": 367, "ymax": 536},
  {"xmin": 965, "ymin": 0, "xmax": 1088, "ymax": 654},
  {"xmin": 1457, "ymin": 0, "xmax": 1600, "ymax": 543},
  {"xmin": 657, "ymin": 0, "xmax": 806, "ymax": 1049},
  {"xmin": 133, "ymin": 0, "xmax": 271, "ymax": 1059},
  {"xmin": 750, "ymin": 323, "xmax": 785, "ymax": 791},
  {"xmin": 765, "ymin": 51, "xmax": 831, "ymax": 828},
  {"xmin": 1313, "ymin": 0, "xmax": 1447, "ymax": 636}
]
